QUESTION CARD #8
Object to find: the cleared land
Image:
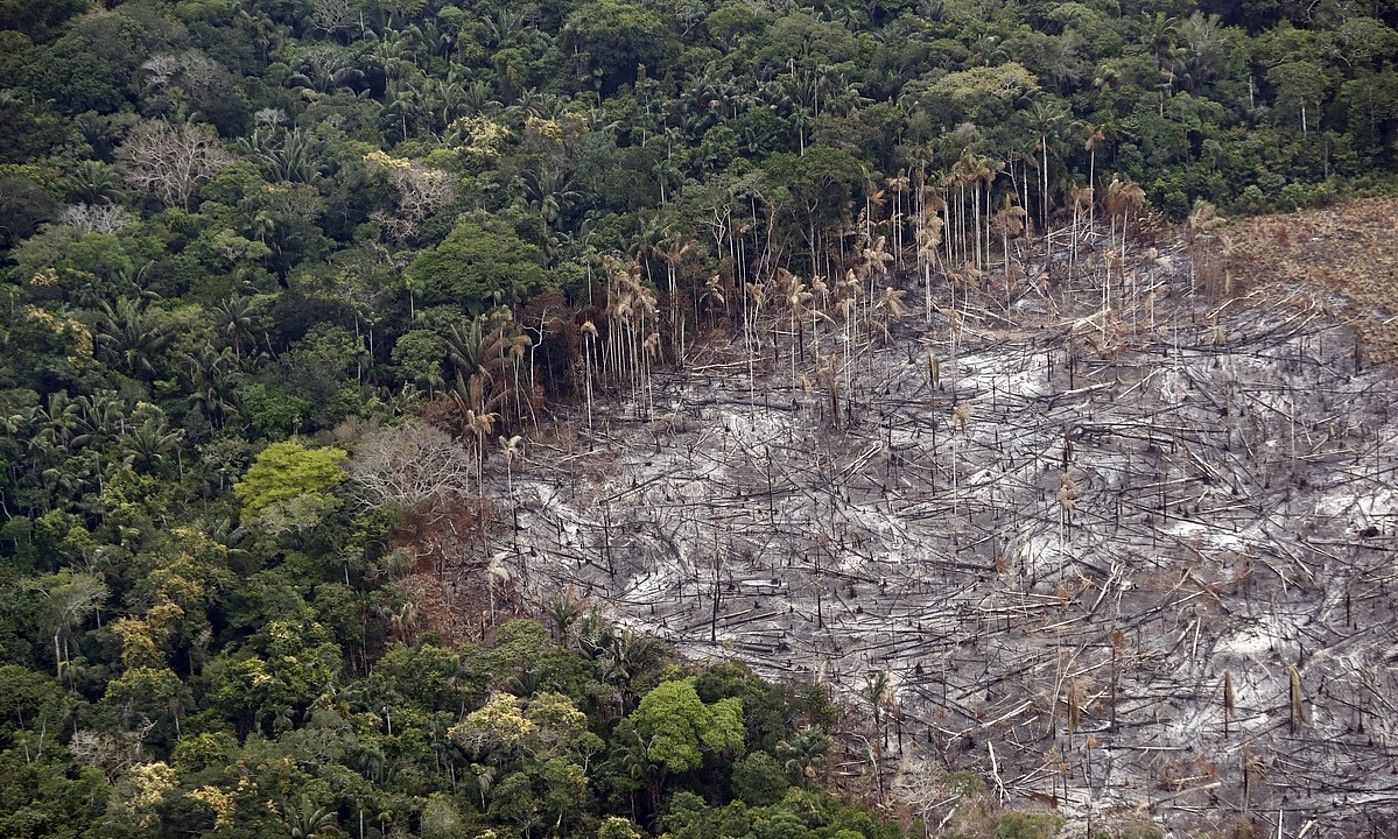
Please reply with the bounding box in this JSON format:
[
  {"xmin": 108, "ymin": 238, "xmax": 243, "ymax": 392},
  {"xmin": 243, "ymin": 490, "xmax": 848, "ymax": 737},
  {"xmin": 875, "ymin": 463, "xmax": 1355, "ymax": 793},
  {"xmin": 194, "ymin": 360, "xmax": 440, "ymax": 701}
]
[{"xmin": 454, "ymin": 202, "xmax": 1398, "ymax": 836}]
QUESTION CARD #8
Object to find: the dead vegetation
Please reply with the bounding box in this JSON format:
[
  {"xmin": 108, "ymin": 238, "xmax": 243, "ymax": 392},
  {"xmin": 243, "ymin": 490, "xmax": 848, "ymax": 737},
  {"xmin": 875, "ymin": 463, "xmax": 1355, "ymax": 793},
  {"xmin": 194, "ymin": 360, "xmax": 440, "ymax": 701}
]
[
  {"xmin": 444, "ymin": 202, "xmax": 1398, "ymax": 836},
  {"xmin": 1223, "ymin": 198, "xmax": 1398, "ymax": 364}
]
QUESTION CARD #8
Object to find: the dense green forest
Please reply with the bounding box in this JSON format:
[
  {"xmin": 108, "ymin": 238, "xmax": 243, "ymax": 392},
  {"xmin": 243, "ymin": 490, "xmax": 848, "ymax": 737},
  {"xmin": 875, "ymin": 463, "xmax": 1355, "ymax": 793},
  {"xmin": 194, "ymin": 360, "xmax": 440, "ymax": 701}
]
[{"xmin": 0, "ymin": 0, "xmax": 1394, "ymax": 835}]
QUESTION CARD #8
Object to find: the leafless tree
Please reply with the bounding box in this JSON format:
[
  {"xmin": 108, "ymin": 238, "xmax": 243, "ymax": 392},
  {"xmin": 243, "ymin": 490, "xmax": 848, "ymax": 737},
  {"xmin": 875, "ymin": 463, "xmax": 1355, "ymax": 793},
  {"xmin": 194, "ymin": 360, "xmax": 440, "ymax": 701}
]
[
  {"xmin": 60, "ymin": 203, "xmax": 130, "ymax": 234},
  {"xmin": 308, "ymin": 0, "xmax": 356, "ymax": 35},
  {"xmin": 140, "ymin": 52, "xmax": 233, "ymax": 117},
  {"xmin": 348, "ymin": 422, "xmax": 474, "ymax": 522},
  {"xmin": 118, "ymin": 120, "xmax": 234, "ymax": 210},
  {"xmin": 364, "ymin": 151, "xmax": 460, "ymax": 241},
  {"xmin": 67, "ymin": 725, "xmax": 154, "ymax": 783},
  {"xmin": 254, "ymin": 108, "xmax": 287, "ymax": 127}
]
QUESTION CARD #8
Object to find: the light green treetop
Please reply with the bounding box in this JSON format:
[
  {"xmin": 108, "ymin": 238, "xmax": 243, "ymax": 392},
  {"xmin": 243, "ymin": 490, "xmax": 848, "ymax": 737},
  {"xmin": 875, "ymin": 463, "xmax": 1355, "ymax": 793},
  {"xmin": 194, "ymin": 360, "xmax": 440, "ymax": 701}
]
[
  {"xmin": 629, "ymin": 677, "xmax": 745, "ymax": 775},
  {"xmin": 232, "ymin": 440, "xmax": 347, "ymax": 518}
]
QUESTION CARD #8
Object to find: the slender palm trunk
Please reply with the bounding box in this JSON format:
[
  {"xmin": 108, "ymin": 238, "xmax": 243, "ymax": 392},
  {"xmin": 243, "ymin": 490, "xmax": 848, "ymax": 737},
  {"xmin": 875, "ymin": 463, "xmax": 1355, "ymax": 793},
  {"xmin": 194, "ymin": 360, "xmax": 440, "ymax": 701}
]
[
  {"xmin": 1088, "ymin": 148, "xmax": 1096, "ymax": 231},
  {"xmin": 1041, "ymin": 135, "xmax": 1051, "ymax": 277}
]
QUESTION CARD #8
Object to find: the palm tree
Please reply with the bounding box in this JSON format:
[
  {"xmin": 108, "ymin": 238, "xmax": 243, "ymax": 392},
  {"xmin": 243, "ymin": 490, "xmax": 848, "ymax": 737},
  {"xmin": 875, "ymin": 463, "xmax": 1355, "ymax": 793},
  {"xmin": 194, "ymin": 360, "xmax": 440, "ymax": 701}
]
[
  {"xmin": 1026, "ymin": 99, "xmax": 1068, "ymax": 261},
  {"xmin": 503, "ymin": 330, "xmax": 534, "ymax": 427},
  {"xmin": 578, "ymin": 623, "xmax": 666, "ymax": 717},
  {"xmin": 1144, "ymin": 12, "xmax": 1179, "ymax": 70},
  {"xmin": 990, "ymin": 201, "xmax": 1027, "ymax": 275},
  {"xmin": 699, "ymin": 274, "xmax": 726, "ymax": 325},
  {"xmin": 860, "ymin": 670, "xmax": 894, "ymax": 801},
  {"xmin": 580, "ymin": 320, "xmax": 599, "ymax": 431},
  {"xmin": 184, "ymin": 345, "xmax": 237, "ymax": 428},
  {"xmin": 443, "ymin": 316, "xmax": 527, "ymax": 425},
  {"xmin": 465, "ymin": 409, "xmax": 498, "ymax": 497},
  {"xmin": 285, "ymin": 46, "xmax": 363, "ymax": 98},
  {"xmin": 1186, "ymin": 199, "xmax": 1226, "ymax": 295},
  {"xmin": 1067, "ymin": 183, "xmax": 1093, "ymax": 284},
  {"xmin": 486, "ymin": 550, "xmax": 510, "ymax": 620},
  {"xmin": 485, "ymin": 5, "xmax": 526, "ymax": 45},
  {"xmin": 498, "ymin": 435, "xmax": 522, "ymax": 500},
  {"xmin": 975, "ymin": 34, "xmax": 1010, "ymax": 66},
  {"xmin": 604, "ymin": 263, "xmax": 659, "ymax": 411},
  {"xmin": 470, "ymin": 763, "xmax": 496, "ymax": 810},
  {"xmin": 874, "ymin": 286, "xmax": 909, "ymax": 343},
  {"xmin": 659, "ymin": 236, "xmax": 693, "ymax": 360},
  {"xmin": 214, "ymin": 296, "xmax": 257, "ymax": 361},
  {"xmin": 777, "ymin": 728, "xmax": 830, "ymax": 786},
  {"xmin": 278, "ymin": 794, "xmax": 342, "ymax": 838},
  {"xmin": 916, "ymin": 185, "xmax": 946, "ymax": 323},
  {"xmin": 521, "ymin": 167, "xmax": 580, "ymax": 238},
  {"xmin": 544, "ymin": 594, "xmax": 583, "ymax": 644},
  {"xmin": 861, "ymin": 670, "xmax": 893, "ymax": 743},
  {"xmin": 380, "ymin": 82, "xmax": 427, "ymax": 143},
  {"xmin": 94, "ymin": 297, "xmax": 173, "ymax": 379},
  {"xmin": 120, "ymin": 413, "xmax": 184, "ymax": 473},
  {"xmin": 37, "ymin": 572, "xmax": 108, "ymax": 687},
  {"xmin": 63, "ymin": 160, "xmax": 125, "ymax": 205},
  {"xmin": 37, "ymin": 391, "xmax": 82, "ymax": 452},
  {"xmin": 990, "ymin": 201, "xmax": 1028, "ymax": 311},
  {"xmin": 1076, "ymin": 120, "xmax": 1107, "ymax": 230},
  {"xmin": 884, "ymin": 172, "xmax": 911, "ymax": 265},
  {"xmin": 775, "ymin": 268, "xmax": 811, "ymax": 385},
  {"xmin": 1177, "ymin": 12, "xmax": 1226, "ymax": 91},
  {"xmin": 1065, "ymin": 677, "xmax": 1087, "ymax": 738},
  {"xmin": 236, "ymin": 126, "xmax": 321, "ymax": 184},
  {"xmin": 1105, "ymin": 176, "xmax": 1146, "ymax": 331},
  {"xmin": 806, "ymin": 274, "xmax": 833, "ymax": 362},
  {"xmin": 73, "ymin": 391, "xmax": 124, "ymax": 452},
  {"xmin": 860, "ymin": 232, "xmax": 895, "ymax": 289}
]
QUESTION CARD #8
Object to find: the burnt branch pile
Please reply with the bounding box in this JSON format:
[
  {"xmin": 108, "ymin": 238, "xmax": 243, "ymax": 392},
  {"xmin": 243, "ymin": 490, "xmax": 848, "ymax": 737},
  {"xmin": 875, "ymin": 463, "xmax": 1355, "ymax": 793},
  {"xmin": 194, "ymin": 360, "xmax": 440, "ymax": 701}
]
[{"xmin": 474, "ymin": 230, "xmax": 1398, "ymax": 835}]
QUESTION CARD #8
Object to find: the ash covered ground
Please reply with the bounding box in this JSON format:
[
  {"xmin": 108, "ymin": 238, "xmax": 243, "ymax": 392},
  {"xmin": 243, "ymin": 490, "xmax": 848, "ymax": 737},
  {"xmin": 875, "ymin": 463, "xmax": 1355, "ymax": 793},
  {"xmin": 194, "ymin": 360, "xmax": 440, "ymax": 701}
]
[{"xmin": 478, "ymin": 232, "xmax": 1398, "ymax": 836}]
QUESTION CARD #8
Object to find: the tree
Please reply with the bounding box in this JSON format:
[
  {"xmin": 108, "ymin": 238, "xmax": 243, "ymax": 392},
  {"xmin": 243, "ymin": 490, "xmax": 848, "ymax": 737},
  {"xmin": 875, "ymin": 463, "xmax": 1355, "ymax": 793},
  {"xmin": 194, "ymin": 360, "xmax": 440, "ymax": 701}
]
[
  {"xmin": 277, "ymin": 794, "xmax": 341, "ymax": 838},
  {"xmin": 911, "ymin": 63, "xmax": 1040, "ymax": 129},
  {"xmin": 1025, "ymin": 98, "xmax": 1068, "ymax": 241},
  {"xmin": 347, "ymin": 422, "xmax": 473, "ymax": 520},
  {"xmin": 597, "ymin": 816, "xmax": 645, "ymax": 839},
  {"xmin": 363, "ymin": 150, "xmax": 460, "ymax": 241},
  {"xmin": 626, "ymin": 678, "xmax": 744, "ymax": 814},
  {"xmin": 731, "ymin": 751, "xmax": 789, "ymax": 805},
  {"xmin": 93, "ymin": 297, "xmax": 173, "ymax": 379},
  {"xmin": 0, "ymin": 0, "xmax": 88, "ymax": 42},
  {"xmin": 32, "ymin": 571, "xmax": 107, "ymax": 685},
  {"xmin": 776, "ymin": 728, "xmax": 830, "ymax": 786},
  {"xmin": 117, "ymin": 120, "xmax": 234, "ymax": 209},
  {"xmin": 100, "ymin": 666, "xmax": 190, "ymax": 739},
  {"xmin": 64, "ymin": 160, "xmax": 126, "ymax": 205},
  {"xmin": 233, "ymin": 440, "xmax": 347, "ymax": 519},
  {"xmin": 1267, "ymin": 60, "xmax": 1331, "ymax": 135},
  {"xmin": 0, "ymin": 748, "xmax": 109, "ymax": 836},
  {"xmin": 562, "ymin": 0, "xmax": 674, "ymax": 93},
  {"xmin": 1340, "ymin": 68, "xmax": 1398, "ymax": 151},
  {"xmin": 91, "ymin": 761, "xmax": 177, "ymax": 837},
  {"xmin": 451, "ymin": 692, "xmax": 537, "ymax": 756},
  {"xmin": 404, "ymin": 214, "xmax": 551, "ymax": 312},
  {"xmin": 762, "ymin": 146, "xmax": 866, "ymax": 274},
  {"xmin": 0, "ymin": 174, "xmax": 59, "ymax": 249}
]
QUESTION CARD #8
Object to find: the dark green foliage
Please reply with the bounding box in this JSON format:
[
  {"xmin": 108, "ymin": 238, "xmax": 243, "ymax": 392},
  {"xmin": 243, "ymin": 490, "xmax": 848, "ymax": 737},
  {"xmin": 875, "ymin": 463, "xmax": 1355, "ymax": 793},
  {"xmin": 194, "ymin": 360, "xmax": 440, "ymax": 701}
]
[
  {"xmin": 0, "ymin": 173, "xmax": 59, "ymax": 247},
  {"xmin": 406, "ymin": 214, "xmax": 552, "ymax": 312},
  {"xmin": 732, "ymin": 751, "xmax": 790, "ymax": 806},
  {"xmin": 561, "ymin": 0, "xmax": 675, "ymax": 93},
  {"xmin": 0, "ymin": 0, "xmax": 88, "ymax": 43}
]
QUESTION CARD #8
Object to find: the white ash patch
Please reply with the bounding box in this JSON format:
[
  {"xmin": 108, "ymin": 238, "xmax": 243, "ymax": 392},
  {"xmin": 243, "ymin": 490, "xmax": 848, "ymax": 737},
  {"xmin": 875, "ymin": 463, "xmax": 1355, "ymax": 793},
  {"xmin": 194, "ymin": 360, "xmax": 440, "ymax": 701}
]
[{"xmin": 492, "ymin": 256, "xmax": 1398, "ymax": 836}]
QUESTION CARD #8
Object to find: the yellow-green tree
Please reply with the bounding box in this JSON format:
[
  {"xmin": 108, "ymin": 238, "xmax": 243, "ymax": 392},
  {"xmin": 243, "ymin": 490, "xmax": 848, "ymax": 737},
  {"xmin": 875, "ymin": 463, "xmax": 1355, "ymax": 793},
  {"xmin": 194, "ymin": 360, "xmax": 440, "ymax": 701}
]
[{"xmin": 233, "ymin": 440, "xmax": 347, "ymax": 527}]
